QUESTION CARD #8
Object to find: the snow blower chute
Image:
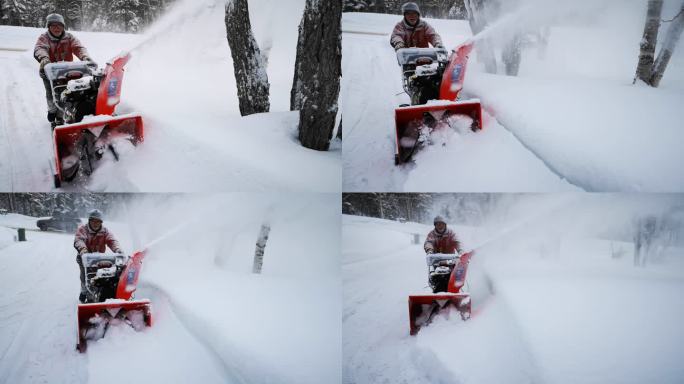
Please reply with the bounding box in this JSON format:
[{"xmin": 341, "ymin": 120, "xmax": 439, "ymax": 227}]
[
  {"xmin": 76, "ymin": 250, "xmax": 152, "ymax": 353},
  {"xmin": 45, "ymin": 51, "xmax": 144, "ymax": 188},
  {"xmin": 408, "ymin": 251, "xmax": 473, "ymax": 335},
  {"xmin": 394, "ymin": 42, "xmax": 482, "ymax": 164}
]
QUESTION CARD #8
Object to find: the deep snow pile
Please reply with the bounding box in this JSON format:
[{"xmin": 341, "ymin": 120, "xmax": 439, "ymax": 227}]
[
  {"xmin": 341, "ymin": 0, "xmax": 684, "ymax": 192},
  {"xmin": 0, "ymin": 194, "xmax": 340, "ymax": 384},
  {"xmin": 342, "ymin": 194, "xmax": 684, "ymax": 383},
  {"xmin": 0, "ymin": 0, "xmax": 340, "ymax": 193}
]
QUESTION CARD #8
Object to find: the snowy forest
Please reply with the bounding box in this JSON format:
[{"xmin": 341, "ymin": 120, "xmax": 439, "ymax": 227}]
[
  {"xmin": 0, "ymin": 193, "xmax": 152, "ymax": 217},
  {"xmin": 0, "ymin": 0, "xmax": 176, "ymax": 32},
  {"xmin": 343, "ymin": 193, "xmax": 500, "ymax": 224},
  {"xmin": 344, "ymin": 0, "xmax": 467, "ymax": 19},
  {"xmin": 343, "ymin": 193, "xmax": 684, "ymax": 267}
]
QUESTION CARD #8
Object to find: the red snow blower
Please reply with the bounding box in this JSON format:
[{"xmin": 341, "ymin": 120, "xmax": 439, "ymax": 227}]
[
  {"xmin": 76, "ymin": 250, "xmax": 152, "ymax": 352},
  {"xmin": 408, "ymin": 251, "xmax": 473, "ymax": 335},
  {"xmin": 394, "ymin": 42, "xmax": 482, "ymax": 164},
  {"xmin": 44, "ymin": 52, "xmax": 144, "ymax": 188}
]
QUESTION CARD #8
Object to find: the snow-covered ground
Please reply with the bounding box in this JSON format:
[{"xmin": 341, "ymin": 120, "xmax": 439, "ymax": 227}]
[
  {"xmin": 0, "ymin": 194, "xmax": 341, "ymax": 384},
  {"xmin": 0, "ymin": 0, "xmax": 340, "ymax": 192},
  {"xmin": 342, "ymin": 195, "xmax": 684, "ymax": 383},
  {"xmin": 341, "ymin": 1, "xmax": 684, "ymax": 192}
]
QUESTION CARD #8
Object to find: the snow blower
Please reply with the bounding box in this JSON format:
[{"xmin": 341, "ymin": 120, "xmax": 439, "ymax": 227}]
[
  {"xmin": 44, "ymin": 51, "xmax": 144, "ymax": 188},
  {"xmin": 408, "ymin": 251, "xmax": 473, "ymax": 335},
  {"xmin": 394, "ymin": 42, "xmax": 482, "ymax": 164},
  {"xmin": 76, "ymin": 250, "xmax": 151, "ymax": 353}
]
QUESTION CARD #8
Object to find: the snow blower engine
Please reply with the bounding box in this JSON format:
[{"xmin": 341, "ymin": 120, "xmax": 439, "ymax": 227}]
[
  {"xmin": 397, "ymin": 47, "xmax": 450, "ymax": 105},
  {"xmin": 44, "ymin": 52, "xmax": 144, "ymax": 188},
  {"xmin": 408, "ymin": 251, "xmax": 473, "ymax": 335},
  {"xmin": 394, "ymin": 43, "xmax": 482, "ymax": 164},
  {"xmin": 76, "ymin": 250, "xmax": 151, "ymax": 353}
]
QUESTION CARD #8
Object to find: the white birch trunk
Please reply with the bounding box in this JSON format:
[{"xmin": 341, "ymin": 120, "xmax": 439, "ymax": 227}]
[
  {"xmin": 649, "ymin": 1, "xmax": 684, "ymax": 87},
  {"xmin": 634, "ymin": 0, "xmax": 664, "ymax": 84},
  {"xmin": 252, "ymin": 223, "xmax": 271, "ymax": 274}
]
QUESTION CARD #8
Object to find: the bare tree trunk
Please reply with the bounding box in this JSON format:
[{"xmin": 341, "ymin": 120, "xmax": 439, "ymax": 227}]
[
  {"xmin": 634, "ymin": 0, "xmax": 664, "ymax": 84},
  {"xmin": 464, "ymin": 0, "xmax": 497, "ymax": 73},
  {"xmin": 291, "ymin": 0, "xmax": 342, "ymax": 151},
  {"xmin": 502, "ymin": 33, "xmax": 523, "ymax": 76},
  {"xmin": 649, "ymin": 1, "xmax": 684, "ymax": 87},
  {"xmin": 225, "ymin": 0, "xmax": 270, "ymax": 116},
  {"xmin": 252, "ymin": 223, "xmax": 271, "ymax": 274}
]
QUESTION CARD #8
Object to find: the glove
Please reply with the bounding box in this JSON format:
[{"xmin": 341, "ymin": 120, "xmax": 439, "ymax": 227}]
[
  {"xmin": 78, "ymin": 248, "xmax": 87, "ymax": 256},
  {"xmin": 394, "ymin": 42, "xmax": 405, "ymax": 51},
  {"xmin": 39, "ymin": 57, "xmax": 50, "ymax": 70},
  {"xmin": 425, "ymin": 249, "xmax": 434, "ymax": 254},
  {"xmin": 82, "ymin": 56, "xmax": 97, "ymax": 67}
]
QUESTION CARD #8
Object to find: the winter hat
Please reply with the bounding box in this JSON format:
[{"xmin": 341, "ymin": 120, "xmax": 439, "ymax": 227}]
[
  {"xmin": 88, "ymin": 209, "xmax": 103, "ymax": 221},
  {"xmin": 402, "ymin": 2, "xmax": 421, "ymax": 16},
  {"xmin": 45, "ymin": 13, "xmax": 65, "ymax": 28},
  {"xmin": 433, "ymin": 215, "xmax": 446, "ymax": 225}
]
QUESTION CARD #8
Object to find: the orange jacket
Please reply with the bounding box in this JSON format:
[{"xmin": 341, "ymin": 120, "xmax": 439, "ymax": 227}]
[
  {"xmin": 390, "ymin": 19, "xmax": 443, "ymax": 50},
  {"xmin": 34, "ymin": 31, "xmax": 89, "ymax": 64},
  {"xmin": 74, "ymin": 224, "xmax": 122, "ymax": 254},
  {"xmin": 424, "ymin": 228, "xmax": 461, "ymax": 254}
]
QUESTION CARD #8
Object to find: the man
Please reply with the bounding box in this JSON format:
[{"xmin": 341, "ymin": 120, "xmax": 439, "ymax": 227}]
[
  {"xmin": 390, "ymin": 2, "xmax": 444, "ymax": 51},
  {"xmin": 74, "ymin": 209, "xmax": 124, "ymax": 302},
  {"xmin": 424, "ymin": 215, "xmax": 461, "ymax": 255},
  {"xmin": 33, "ymin": 13, "xmax": 93, "ymax": 127}
]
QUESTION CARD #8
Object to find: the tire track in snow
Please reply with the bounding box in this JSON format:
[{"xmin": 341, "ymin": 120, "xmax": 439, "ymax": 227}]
[
  {"xmin": 0, "ymin": 231, "xmax": 86, "ymax": 384},
  {"xmin": 342, "ymin": 33, "xmax": 410, "ymax": 191},
  {"xmin": 0, "ymin": 51, "xmax": 53, "ymax": 191}
]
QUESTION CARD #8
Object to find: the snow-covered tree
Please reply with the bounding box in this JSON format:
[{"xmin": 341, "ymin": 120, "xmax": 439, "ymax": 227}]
[
  {"xmin": 107, "ymin": 0, "xmax": 142, "ymax": 32},
  {"xmin": 291, "ymin": 0, "xmax": 342, "ymax": 151},
  {"xmin": 0, "ymin": 0, "xmax": 174, "ymax": 31},
  {"xmin": 224, "ymin": 0, "xmax": 270, "ymax": 116},
  {"xmin": 634, "ymin": 0, "xmax": 684, "ymax": 87},
  {"xmin": 343, "ymin": 0, "xmax": 466, "ymax": 18},
  {"xmin": 464, "ymin": 0, "xmax": 498, "ymax": 73}
]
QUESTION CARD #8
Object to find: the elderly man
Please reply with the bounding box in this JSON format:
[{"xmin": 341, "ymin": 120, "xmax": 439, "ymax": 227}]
[
  {"xmin": 390, "ymin": 2, "xmax": 444, "ymax": 51},
  {"xmin": 424, "ymin": 215, "xmax": 462, "ymax": 255},
  {"xmin": 33, "ymin": 13, "xmax": 93, "ymax": 127},
  {"xmin": 74, "ymin": 209, "xmax": 123, "ymax": 302}
]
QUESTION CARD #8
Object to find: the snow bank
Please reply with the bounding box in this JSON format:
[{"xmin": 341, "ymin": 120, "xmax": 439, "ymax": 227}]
[
  {"xmin": 107, "ymin": 193, "xmax": 341, "ymax": 384},
  {"xmin": 0, "ymin": 213, "xmax": 41, "ymax": 230}
]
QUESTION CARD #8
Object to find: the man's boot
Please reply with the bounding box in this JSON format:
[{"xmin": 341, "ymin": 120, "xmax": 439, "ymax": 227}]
[{"xmin": 79, "ymin": 283, "xmax": 87, "ymax": 303}]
